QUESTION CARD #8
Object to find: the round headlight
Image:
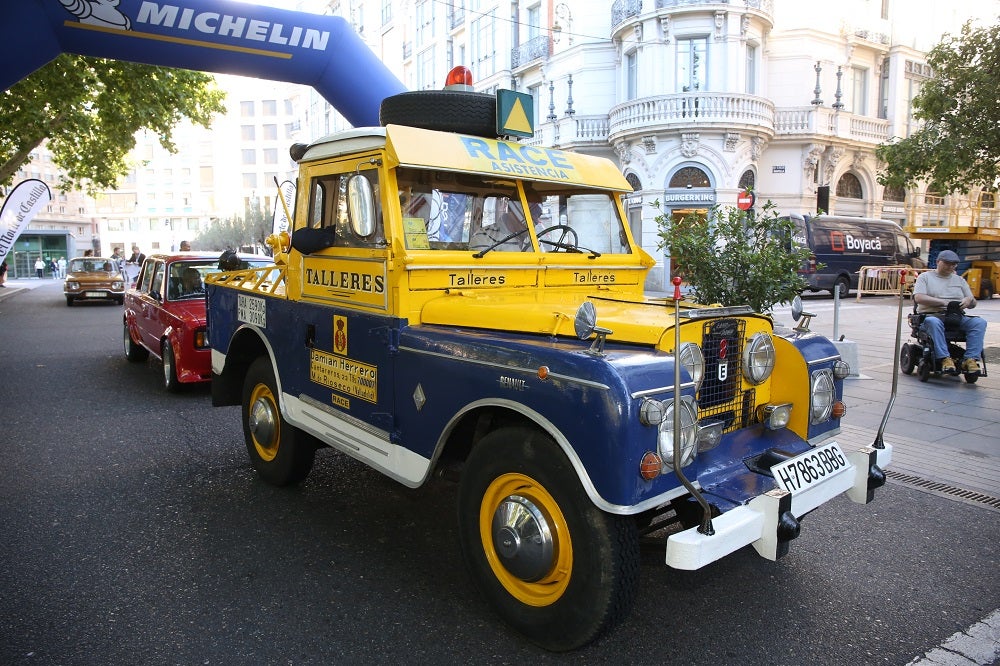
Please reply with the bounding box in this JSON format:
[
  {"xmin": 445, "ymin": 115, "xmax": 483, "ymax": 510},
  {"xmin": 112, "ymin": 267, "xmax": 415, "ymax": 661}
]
[
  {"xmin": 810, "ymin": 369, "xmax": 835, "ymax": 424},
  {"xmin": 658, "ymin": 396, "xmax": 699, "ymax": 469},
  {"xmin": 742, "ymin": 332, "xmax": 775, "ymax": 384},
  {"xmin": 678, "ymin": 342, "xmax": 705, "ymax": 392}
]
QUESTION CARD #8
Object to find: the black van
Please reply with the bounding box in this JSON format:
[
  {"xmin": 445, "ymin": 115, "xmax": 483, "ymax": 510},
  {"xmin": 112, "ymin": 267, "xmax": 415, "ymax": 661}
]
[{"xmin": 785, "ymin": 214, "xmax": 924, "ymax": 297}]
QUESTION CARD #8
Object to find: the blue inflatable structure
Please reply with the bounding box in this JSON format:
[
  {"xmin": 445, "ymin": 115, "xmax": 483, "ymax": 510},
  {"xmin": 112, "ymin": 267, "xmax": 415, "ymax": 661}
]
[{"xmin": 2, "ymin": 0, "xmax": 406, "ymax": 128}]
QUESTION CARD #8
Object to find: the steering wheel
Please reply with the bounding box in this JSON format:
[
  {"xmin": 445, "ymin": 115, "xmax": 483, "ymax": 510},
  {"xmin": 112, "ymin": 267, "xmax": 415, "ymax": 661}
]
[{"xmin": 535, "ymin": 224, "xmax": 579, "ymax": 252}]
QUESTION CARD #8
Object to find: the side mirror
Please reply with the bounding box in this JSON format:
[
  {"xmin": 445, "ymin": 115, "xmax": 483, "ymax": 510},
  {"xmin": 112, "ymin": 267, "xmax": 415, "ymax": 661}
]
[
  {"xmin": 790, "ymin": 295, "xmax": 803, "ymax": 322},
  {"xmin": 347, "ymin": 174, "xmax": 376, "ymax": 238}
]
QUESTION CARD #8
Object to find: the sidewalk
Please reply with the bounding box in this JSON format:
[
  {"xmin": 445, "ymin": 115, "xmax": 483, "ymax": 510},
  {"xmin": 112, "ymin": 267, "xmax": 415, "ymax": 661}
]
[
  {"xmin": 774, "ymin": 294, "xmax": 1000, "ymax": 507},
  {"xmin": 0, "ymin": 277, "xmax": 53, "ymax": 302}
]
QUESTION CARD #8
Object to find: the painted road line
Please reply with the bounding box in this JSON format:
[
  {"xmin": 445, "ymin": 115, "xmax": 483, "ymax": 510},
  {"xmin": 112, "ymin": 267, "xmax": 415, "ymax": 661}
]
[{"xmin": 908, "ymin": 608, "xmax": 1000, "ymax": 665}]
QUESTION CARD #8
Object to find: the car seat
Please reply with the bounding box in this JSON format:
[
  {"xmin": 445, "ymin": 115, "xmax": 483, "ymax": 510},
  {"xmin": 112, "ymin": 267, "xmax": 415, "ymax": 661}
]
[{"xmin": 899, "ymin": 302, "xmax": 986, "ymax": 383}]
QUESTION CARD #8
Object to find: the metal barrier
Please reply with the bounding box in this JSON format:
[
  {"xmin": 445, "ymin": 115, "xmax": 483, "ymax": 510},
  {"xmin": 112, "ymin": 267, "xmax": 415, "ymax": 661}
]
[{"xmin": 855, "ymin": 265, "xmax": 929, "ymax": 300}]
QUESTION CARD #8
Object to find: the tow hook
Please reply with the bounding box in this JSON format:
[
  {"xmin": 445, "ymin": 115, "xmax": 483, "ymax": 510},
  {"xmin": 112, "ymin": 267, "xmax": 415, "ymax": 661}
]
[{"xmin": 868, "ymin": 464, "xmax": 887, "ymax": 492}]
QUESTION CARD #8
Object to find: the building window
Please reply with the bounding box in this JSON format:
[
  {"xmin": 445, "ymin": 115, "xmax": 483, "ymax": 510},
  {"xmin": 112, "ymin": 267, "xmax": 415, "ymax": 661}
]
[
  {"xmin": 263, "ymin": 124, "xmax": 278, "ymax": 140},
  {"xmin": 745, "ymin": 44, "xmax": 757, "ymax": 94},
  {"xmin": 527, "ymin": 4, "xmax": 540, "ymax": 41},
  {"xmin": 678, "ymin": 37, "xmax": 708, "ymax": 92},
  {"xmin": 738, "ymin": 169, "xmax": 755, "ymax": 191},
  {"xmin": 626, "ymin": 51, "xmax": 638, "ymax": 100},
  {"xmin": 415, "ymin": 0, "xmax": 434, "ymax": 47},
  {"xmin": 187, "ymin": 218, "xmax": 200, "ymax": 230},
  {"xmin": 417, "ymin": 48, "xmax": 436, "ymax": 90},
  {"xmin": 242, "ymin": 149, "xmax": 256, "ymax": 165},
  {"xmin": 262, "ymin": 100, "xmax": 277, "ymax": 116},
  {"xmin": 836, "ymin": 172, "xmax": 863, "ymax": 199},
  {"xmin": 240, "ymin": 101, "xmax": 254, "ymax": 117},
  {"xmin": 241, "ymin": 125, "xmax": 256, "ymax": 140},
  {"xmin": 883, "ymin": 184, "xmax": 905, "ymax": 202},
  {"xmin": 626, "ymin": 173, "xmax": 642, "ymax": 192},
  {"xmin": 669, "ymin": 166, "xmax": 711, "ymax": 189},
  {"xmin": 850, "ymin": 67, "xmax": 868, "ymax": 115},
  {"xmin": 470, "ymin": 10, "xmax": 496, "ymax": 80},
  {"xmin": 382, "ymin": 0, "xmax": 392, "ymax": 25},
  {"xmin": 925, "ymin": 190, "xmax": 944, "ymax": 206},
  {"xmin": 263, "ymin": 148, "xmax": 278, "ymax": 164},
  {"xmin": 877, "ymin": 58, "xmax": 890, "ymax": 119},
  {"xmin": 243, "ymin": 173, "xmax": 258, "ymax": 188},
  {"xmin": 978, "ymin": 191, "xmax": 995, "ymax": 208}
]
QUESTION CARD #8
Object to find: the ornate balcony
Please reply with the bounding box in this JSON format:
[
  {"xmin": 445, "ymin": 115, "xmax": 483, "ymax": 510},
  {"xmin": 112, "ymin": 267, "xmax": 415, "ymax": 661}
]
[
  {"xmin": 612, "ymin": 0, "xmax": 643, "ymax": 29},
  {"xmin": 773, "ymin": 107, "xmax": 891, "ymax": 145},
  {"xmin": 511, "ymin": 36, "xmax": 552, "ymax": 69},
  {"xmin": 608, "ymin": 93, "xmax": 775, "ymax": 143},
  {"xmin": 522, "ymin": 115, "xmax": 611, "ymax": 149}
]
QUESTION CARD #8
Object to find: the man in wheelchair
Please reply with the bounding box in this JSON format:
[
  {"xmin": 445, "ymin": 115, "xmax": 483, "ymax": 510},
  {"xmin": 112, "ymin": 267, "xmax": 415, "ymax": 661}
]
[{"xmin": 912, "ymin": 250, "xmax": 987, "ymax": 376}]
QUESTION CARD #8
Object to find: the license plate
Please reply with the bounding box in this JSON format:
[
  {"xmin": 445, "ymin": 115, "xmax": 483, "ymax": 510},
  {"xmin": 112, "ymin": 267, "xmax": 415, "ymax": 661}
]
[
  {"xmin": 771, "ymin": 442, "xmax": 849, "ymax": 494},
  {"xmin": 85, "ymin": 291, "xmax": 105, "ymax": 297}
]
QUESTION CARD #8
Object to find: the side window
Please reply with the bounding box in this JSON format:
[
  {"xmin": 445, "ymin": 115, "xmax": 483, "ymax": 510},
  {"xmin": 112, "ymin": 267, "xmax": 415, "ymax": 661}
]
[
  {"xmin": 148, "ymin": 262, "xmax": 165, "ymax": 298},
  {"xmin": 138, "ymin": 260, "xmax": 158, "ymax": 294},
  {"xmin": 307, "ymin": 171, "xmax": 383, "ymax": 247}
]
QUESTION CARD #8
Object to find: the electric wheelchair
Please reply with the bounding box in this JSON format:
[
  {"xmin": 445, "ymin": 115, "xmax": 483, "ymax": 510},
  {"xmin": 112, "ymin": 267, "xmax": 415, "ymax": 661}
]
[{"xmin": 899, "ymin": 301, "xmax": 987, "ymax": 384}]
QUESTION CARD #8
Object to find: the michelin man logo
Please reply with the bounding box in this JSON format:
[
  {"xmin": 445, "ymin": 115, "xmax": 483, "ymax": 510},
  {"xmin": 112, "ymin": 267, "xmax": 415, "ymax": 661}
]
[{"xmin": 60, "ymin": 0, "xmax": 132, "ymax": 30}]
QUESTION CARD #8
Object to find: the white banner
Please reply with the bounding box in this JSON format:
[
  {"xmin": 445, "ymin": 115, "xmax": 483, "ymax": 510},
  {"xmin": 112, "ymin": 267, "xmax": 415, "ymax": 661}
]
[
  {"xmin": 0, "ymin": 179, "xmax": 52, "ymax": 258},
  {"xmin": 271, "ymin": 179, "xmax": 296, "ymax": 237}
]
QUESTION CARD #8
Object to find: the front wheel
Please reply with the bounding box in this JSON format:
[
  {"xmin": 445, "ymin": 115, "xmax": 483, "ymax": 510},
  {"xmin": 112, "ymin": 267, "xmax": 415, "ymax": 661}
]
[
  {"xmin": 241, "ymin": 357, "xmax": 316, "ymax": 486},
  {"xmin": 124, "ymin": 322, "xmax": 149, "ymax": 362},
  {"xmin": 162, "ymin": 340, "xmax": 181, "ymax": 392},
  {"xmin": 899, "ymin": 344, "xmax": 916, "ymax": 375},
  {"xmin": 918, "ymin": 357, "xmax": 931, "ymax": 382},
  {"xmin": 457, "ymin": 427, "xmax": 639, "ymax": 652}
]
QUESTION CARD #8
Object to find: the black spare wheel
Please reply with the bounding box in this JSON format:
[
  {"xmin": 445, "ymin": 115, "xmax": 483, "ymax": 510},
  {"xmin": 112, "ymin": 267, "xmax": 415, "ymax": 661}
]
[{"xmin": 380, "ymin": 90, "xmax": 498, "ymax": 138}]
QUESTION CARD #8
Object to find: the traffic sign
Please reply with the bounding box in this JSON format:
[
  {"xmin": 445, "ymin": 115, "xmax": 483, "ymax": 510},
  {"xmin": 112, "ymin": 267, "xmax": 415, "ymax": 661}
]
[
  {"xmin": 496, "ymin": 90, "xmax": 534, "ymax": 138},
  {"xmin": 737, "ymin": 190, "xmax": 755, "ymax": 210}
]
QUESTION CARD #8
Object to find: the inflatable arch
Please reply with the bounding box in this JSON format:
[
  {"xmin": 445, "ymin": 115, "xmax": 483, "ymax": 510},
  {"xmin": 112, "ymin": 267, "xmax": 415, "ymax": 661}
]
[{"xmin": 1, "ymin": 0, "xmax": 406, "ymax": 128}]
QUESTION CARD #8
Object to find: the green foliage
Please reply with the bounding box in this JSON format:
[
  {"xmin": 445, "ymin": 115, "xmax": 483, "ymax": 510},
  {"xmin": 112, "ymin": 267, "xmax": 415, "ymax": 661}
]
[
  {"xmin": 0, "ymin": 54, "xmax": 225, "ymax": 194},
  {"xmin": 195, "ymin": 199, "xmax": 271, "ymax": 253},
  {"xmin": 655, "ymin": 201, "xmax": 809, "ymax": 313},
  {"xmin": 876, "ymin": 20, "xmax": 1000, "ymax": 194}
]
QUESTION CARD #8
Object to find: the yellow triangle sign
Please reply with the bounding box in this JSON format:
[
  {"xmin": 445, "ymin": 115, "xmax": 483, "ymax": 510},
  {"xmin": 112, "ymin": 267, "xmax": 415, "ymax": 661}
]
[{"xmin": 503, "ymin": 98, "xmax": 532, "ymax": 134}]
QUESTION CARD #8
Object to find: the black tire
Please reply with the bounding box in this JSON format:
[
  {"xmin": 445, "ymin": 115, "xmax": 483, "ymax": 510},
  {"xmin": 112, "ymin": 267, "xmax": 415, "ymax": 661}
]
[
  {"xmin": 964, "ymin": 371, "xmax": 979, "ymax": 384},
  {"xmin": 831, "ymin": 276, "xmax": 850, "ymax": 299},
  {"xmin": 899, "ymin": 344, "xmax": 916, "ymax": 375},
  {"xmin": 162, "ymin": 341, "xmax": 181, "ymax": 393},
  {"xmin": 918, "ymin": 358, "xmax": 931, "ymax": 382},
  {"xmin": 65, "ymin": 297, "xmax": 74, "ymax": 307},
  {"xmin": 124, "ymin": 322, "xmax": 149, "ymax": 362},
  {"xmin": 457, "ymin": 426, "xmax": 640, "ymax": 652},
  {"xmin": 380, "ymin": 90, "xmax": 497, "ymax": 137},
  {"xmin": 981, "ymin": 279, "xmax": 993, "ymax": 300},
  {"xmin": 242, "ymin": 357, "xmax": 316, "ymax": 486}
]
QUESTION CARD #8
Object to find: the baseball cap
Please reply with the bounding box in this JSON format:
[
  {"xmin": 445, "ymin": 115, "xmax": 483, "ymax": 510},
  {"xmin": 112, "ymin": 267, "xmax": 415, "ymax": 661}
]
[{"xmin": 936, "ymin": 250, "xmax": 960, "ymax": 263}]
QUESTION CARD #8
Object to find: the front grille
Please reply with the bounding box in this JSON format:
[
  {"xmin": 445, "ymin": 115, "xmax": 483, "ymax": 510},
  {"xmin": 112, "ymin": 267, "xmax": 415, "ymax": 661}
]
[{"xmin": 698, "ymin": 318, "xmax": 749, "ymax": 433}]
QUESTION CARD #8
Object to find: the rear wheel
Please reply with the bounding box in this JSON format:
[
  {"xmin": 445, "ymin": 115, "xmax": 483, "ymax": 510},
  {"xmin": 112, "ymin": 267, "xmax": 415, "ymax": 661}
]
[
  {"xmin": 899, "ymin": 344, "xmax": 916, "ymax": 375},
  {"xmin": 981, "ymin": 279, "xmax": 993, "ymax": 300},
  {"xmin": 124, "ymin": 322, "xmax": 149, "ymax": 362},
  {"xmin": 162, "ymin": 341, "xmax": 181, "ymax": 392},
  {"xmin": 241, "ymin": 357, "xmax": 316, "ymax": 486},
  {"xmin": 457, "ymin": 426, "xmax": 639, "ymax": 651},
  {"xmin": 831, "ymin": 276, "xmax": 850, "ymax": 299}
]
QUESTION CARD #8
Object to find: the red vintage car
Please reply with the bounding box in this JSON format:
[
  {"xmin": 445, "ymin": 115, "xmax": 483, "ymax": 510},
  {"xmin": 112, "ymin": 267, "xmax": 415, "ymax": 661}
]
[{"xmin": 123, "ymin": 252, "xmax": 272, "ymax": 391}]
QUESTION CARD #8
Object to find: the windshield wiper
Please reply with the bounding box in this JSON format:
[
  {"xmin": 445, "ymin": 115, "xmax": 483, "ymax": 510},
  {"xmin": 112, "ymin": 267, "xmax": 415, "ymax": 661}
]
[{"xmin": 472, "ymin": 228, "xmax": 530, "ymax": 258}]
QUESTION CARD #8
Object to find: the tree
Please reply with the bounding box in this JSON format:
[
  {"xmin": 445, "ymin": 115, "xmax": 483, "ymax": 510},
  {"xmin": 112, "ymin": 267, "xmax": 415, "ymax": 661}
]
[
  {"xmin": 655, "ymin": 202, "xmax": 809, "ymax": 313},
  {"xmin": 194, "ymin": 199, "xmax": 272, "ymax": 254},
  {"xmin": 876, "ymin": 20, "xmax": 1000, "ymax": 194},
  {"xmin": 0, "ymin": 54, "xmax": 225, "ymax": 193}
]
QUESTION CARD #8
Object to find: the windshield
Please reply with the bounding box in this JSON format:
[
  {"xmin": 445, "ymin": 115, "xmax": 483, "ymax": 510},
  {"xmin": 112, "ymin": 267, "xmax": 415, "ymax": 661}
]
[
  {"xmin": 70, "ymin": 259, "xmax": 116, "ymax": 272},
  {"xmin": 396, "ymin": 167, "xmax": 632, "ymax": 255},
  {"xmin": 167, "ymin": 259, "xmax": 271, "ymax": 300}
]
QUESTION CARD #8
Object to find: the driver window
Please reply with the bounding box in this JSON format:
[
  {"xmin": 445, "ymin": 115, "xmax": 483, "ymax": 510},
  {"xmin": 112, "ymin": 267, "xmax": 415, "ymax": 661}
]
[
  {"xmin": 307, "ymin": 171, "xmax": 383, "ymax": 248},
  {"xmin": 148, "ymin": 262, "xmax": 165, "ymax": 299}
]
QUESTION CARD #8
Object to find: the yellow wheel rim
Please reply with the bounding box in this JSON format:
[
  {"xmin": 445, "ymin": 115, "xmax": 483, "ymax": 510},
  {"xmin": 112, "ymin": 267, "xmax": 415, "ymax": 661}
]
[
  {"xmin": 480, "ymin": 473, "xmax": 572, "ymax": 607},
  {"xmin": 248, "ymin": 382, "xmax": 280, "ymax": 462}
]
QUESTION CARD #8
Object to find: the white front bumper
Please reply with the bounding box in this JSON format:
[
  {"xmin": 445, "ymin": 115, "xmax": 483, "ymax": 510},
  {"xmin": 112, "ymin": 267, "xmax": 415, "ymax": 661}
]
[{"xmin": 665, "ymin": 443, "xmax": 892, "ymax": 570}]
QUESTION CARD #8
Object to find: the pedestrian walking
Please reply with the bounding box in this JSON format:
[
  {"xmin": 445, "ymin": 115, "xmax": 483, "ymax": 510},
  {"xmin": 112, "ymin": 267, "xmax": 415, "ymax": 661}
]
[
  {"xmin": 0, "ymin": 259, "xmax": 8, "ymax": 287},
  {"xmin": 58, "ymin": 256, "xmax": 66, "ymax": 278},
  {"xmin": 34, "ymin": 257, "xmax": 44, "ymax": 279}
]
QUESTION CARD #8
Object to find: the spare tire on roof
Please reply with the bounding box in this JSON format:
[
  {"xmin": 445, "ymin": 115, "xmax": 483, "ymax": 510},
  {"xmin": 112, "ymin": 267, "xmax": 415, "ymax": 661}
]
[{"xmin": 379, "ymin": 90, "xmax": 498, "ymax": 138}]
